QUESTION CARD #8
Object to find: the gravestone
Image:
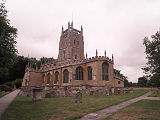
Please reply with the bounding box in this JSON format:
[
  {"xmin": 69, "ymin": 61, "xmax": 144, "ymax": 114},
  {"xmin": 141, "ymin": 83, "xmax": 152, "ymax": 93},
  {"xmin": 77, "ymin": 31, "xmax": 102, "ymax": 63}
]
[
  {"xmin": 114, "ymin": 87, "xmax": 118, "ymax": 95},
  {"xmin": 32, "ymin": 87, "xmax": 43, "ymax": 103},
  {"xmin": 45, "ymin": 90, "xmax": 57, "ymax": 98},
  {"xmin": 93, "ymin": 90, "xmax": 99, "ymax": 98},
  {"xmin": 75, "ymin": 92, "xmax": 82, "ymax": 103},
  {"xmin": 106, "ymin": 86, "xmax": 112, "ymax": 96}
]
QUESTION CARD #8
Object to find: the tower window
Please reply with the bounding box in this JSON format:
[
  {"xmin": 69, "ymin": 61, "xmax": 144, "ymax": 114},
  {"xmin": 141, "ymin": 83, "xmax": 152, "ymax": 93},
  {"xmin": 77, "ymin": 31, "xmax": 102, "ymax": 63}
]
[
  {"xmin": 118, "ymin": 81, "xmax": 121, "ymax": 84},
  {"xmin": 64, "ymin": 50, "xmax": 65, "ymax": 58},
  {"xmin": 75, "ymin": 55, "xmax": 77, "ymax": 59},
  {"xmin": 102, "ymin": 62, "xmax": 109, "ymax": 81}
]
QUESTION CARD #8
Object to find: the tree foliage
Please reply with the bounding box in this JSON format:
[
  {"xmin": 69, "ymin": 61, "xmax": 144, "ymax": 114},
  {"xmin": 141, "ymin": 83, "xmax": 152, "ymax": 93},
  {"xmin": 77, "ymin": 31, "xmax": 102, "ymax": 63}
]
[
  {"xmin": 0, "ymin": 1, "xmax": 17, "ymax": 84},
  {"xmin": 137, "ymin": 76, "xmax": 147, "ymax": 87},
  {"xmin": 143, "ymin": 30, "xmax": 160, "ymax": 74}
]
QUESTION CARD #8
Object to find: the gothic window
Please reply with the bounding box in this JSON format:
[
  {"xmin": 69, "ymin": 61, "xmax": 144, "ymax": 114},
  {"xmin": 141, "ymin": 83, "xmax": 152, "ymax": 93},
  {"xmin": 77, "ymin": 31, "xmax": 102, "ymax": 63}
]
[
  {"xmin": 74, "ymin": 40, "xmax": 76, "ymax": 44},
  {"xmin": 64, "ymin": 50, "xmax": 65, "ymax": 58},
  {"xmin": 102, "ymin": 62, "xmax": 109, "ymax": 81},
  {"xmin": 63, "ymin": 69, "xmax": 69, "ymax": 83},
  {"xmin": 47, "ymin": 73, "xmax": 51, "ymax": 84},
  {"xmin": 75, "ymin": 55, "xmax": 77, "ymax": 59},
  {"xmin": 118, "ymin": 81, "xmax": 121, "ymax": 84},
  {"xmin": 88, "ymin": 66, "xmax": 92, "ymax": 80},
  {"xmin": 76, "ymin": 66, "xmax": 83, "ymax": 80},
  {"xmin": 55, "ymin": 71, "xmax": 59, "ymax": 84},
  {"xmin": 42, "ymin": 74, "xmax": 45, "ymax": 83}
]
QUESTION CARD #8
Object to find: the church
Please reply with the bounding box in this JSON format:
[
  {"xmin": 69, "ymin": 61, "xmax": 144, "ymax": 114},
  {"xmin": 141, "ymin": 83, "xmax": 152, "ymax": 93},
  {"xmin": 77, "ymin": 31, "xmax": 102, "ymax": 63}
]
[{"xmin": 22, "ymin": 22, "xmax": 124, "ymax": 88}]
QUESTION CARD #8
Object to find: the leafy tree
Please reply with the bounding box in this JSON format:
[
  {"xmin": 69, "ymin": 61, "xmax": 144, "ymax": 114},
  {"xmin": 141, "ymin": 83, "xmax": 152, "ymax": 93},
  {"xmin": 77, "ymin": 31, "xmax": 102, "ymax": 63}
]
[
  {"xmin": 8, "ymin": 56, "xmax": 29, "ymax": 82},
  {"xmin": 137, "ymin": 76, "xmax": 147, "ymax": 87},
  {"xmin": 143, "ymin": 30, "xmax": 160, "ymax": 74},
  {"xmin": 150, "ymin": 74, "xmax": 160, "ymax": 87},
  {"xmin": 0, "ymin": 1, "xmax": 17, "ymax": 84}
]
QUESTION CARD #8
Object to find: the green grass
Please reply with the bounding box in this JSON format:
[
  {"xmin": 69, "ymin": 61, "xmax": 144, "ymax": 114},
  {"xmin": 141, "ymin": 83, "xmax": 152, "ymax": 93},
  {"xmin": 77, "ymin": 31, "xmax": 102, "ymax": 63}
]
[
  {"xmin": 104, "ymin": 100, "xmax": 160, "ymax": 120},
  {"xmin": 149, "ymin": 90, "xmax": 160, "ymax": 97},
  {"xmin": 0, "ymin": 91, "xmax": 10, "ymax": 98},
  {"xmin": 1, "ymin": 89, "xmax": 149, "ymax": 120}
]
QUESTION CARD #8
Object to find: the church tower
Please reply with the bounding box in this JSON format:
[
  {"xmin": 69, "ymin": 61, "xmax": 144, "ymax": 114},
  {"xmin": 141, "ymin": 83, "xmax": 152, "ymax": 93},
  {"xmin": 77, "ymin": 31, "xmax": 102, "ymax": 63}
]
[{"xmin": 58, "ymin": 22, "xmax": 85, "ymax": 62}]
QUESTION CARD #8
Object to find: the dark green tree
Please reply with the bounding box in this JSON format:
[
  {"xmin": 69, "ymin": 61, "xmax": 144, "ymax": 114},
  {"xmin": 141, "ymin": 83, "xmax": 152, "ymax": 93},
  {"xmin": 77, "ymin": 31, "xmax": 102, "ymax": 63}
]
[
  {"xmin": 137, "ymin": 76, "xmax": 147, "ymax": 87},
  {"xmin": 150, "ymin": 74, "xmax": 160, "ymax": 87},
  {"xmin": 0, "ymin": 1, "xmax": 18, "ymax": 84},
  {"xmin": 143, "ymin": 30, "xmax": 160, "ymax": 74}
]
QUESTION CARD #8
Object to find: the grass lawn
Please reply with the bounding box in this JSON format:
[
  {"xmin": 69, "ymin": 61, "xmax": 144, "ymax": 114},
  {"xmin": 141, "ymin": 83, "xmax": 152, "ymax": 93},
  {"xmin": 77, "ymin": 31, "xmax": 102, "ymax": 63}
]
[
  {"xmin": 1, "ymin": 89, "xmax": 149, "ymax": 120},
  {"xmin": 149, "ymin": 90, "xmax": 160, "ymax": 97},
  {"xmin": 0, "ymin": 91, "xmax": 10, "ymax": 98},
  {"xmin": 104, "ymin": 100, "xmax": 160, "ymax": 120}
]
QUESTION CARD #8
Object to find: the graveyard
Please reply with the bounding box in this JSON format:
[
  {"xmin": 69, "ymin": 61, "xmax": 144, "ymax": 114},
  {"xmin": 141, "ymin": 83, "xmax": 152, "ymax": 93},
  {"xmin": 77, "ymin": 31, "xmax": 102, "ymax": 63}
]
[{"xmin": 0, "ymin": 88, "xmax": 151, "ymax": 120}]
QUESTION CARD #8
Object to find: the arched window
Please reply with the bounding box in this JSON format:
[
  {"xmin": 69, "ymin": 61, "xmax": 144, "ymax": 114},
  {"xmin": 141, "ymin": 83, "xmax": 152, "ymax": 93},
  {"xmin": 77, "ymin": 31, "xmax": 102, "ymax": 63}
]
[
  {"xmin": 63, "ymin": 69, "xmax": 69, "ymax": 83},
  {"xmin": 88, "ymin": 66, "xmax": 92, "ymax": 80},
  {"xmin": 47, "ymin": 73, "xmax": 51, "ymax": 84},
  {"xmin": 55, "ymin": 71, "xmax": 59, "ymax": 84},
  {"xmin": 102, "ymin": 62, "xmax": 109, "ymax": 81},
  {"xmin": 42, "ymin": 74, "xmax": 45, "ymax": 83},
  {"xmin": 76, "ymin": 66, "xmax": 83, "ymax": 80}
]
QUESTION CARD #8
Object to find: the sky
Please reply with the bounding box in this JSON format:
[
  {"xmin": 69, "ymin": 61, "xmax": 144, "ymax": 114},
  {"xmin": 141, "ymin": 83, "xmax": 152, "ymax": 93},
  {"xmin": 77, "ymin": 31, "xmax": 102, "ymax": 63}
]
[{"xmin": 4, "ymin": 0, "xmax": 160, "ymax": 82}]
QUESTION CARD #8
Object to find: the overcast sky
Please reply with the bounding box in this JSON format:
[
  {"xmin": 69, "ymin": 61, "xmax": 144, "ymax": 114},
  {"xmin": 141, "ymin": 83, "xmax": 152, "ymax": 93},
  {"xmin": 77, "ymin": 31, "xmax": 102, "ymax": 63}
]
[{"xmin": 5, "ymin": 0, "xmax": 160, "ymax": 82}]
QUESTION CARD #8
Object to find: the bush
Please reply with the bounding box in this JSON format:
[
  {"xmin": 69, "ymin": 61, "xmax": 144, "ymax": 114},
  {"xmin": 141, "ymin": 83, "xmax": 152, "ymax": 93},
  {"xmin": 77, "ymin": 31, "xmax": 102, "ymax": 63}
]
[
  {"xmin": 13, "ymin": 79, "xmax": 22, "ymax": 88},
  {"xmin": 0, "ymin": 85, "xmax": 12, "ymax": 91},
  {"xmin": 3, "ymin": 79, "xmax": 22, "ymax": 88},
  {"xmin": 4, "ymin": 81, "xmax": 14, "ymax": 88}
]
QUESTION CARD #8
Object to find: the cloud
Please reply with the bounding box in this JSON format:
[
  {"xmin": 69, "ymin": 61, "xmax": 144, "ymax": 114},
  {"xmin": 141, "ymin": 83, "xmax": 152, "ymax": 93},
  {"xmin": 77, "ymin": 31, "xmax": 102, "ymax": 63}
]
[{"xmin": 5, "ymin": 0, "xmax": 160, "ymax": 82}]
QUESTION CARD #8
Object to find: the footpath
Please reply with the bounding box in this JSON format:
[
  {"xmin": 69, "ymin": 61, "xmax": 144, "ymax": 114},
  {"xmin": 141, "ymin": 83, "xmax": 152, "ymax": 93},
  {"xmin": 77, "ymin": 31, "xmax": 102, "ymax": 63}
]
[
  {"xmin": 79, "ymin": 91, "xmax": 160, "ymax": 120},
  {"xmin": 0, "ymin": 89, "xmax": 20, "ymax": 118}
]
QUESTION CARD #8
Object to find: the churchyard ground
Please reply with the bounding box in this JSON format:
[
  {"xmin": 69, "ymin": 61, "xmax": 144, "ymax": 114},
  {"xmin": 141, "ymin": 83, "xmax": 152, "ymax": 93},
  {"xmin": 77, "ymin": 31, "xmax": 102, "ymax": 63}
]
[
  {"xmin": 104, "ymin": 99, "xmax": 160, "ymax": 120},
  {"xmin": 0, "ymin": 91, "xmax": 10, "ymax": 98},
  {"xmin": 0, "ymin": 89, "xmax": 150, "ymax": 120}
]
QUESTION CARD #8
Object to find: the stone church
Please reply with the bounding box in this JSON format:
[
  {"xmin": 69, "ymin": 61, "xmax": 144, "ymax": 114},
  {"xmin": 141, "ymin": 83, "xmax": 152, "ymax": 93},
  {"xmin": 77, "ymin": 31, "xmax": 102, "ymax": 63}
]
[{"xmin": 22, "ymin": 22, "xmax": 124, "ymax": 88}]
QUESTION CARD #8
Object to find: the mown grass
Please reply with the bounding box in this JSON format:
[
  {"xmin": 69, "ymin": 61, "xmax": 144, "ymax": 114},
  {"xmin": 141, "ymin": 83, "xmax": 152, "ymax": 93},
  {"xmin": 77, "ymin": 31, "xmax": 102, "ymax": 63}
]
[
  {"xmin": 1, "ymin": 89, "xmax": 149, "ymax": 120},
  {"xmin": 0, "ymin": 91, "xmax": 10, "ymax": 98},
  {"xmin": 104, "ymin": 100, "xmax": 160, "ymax": 120},
  {"xmin": 149, "ymin": 89, "xmax": 160, "ymax": 97}
]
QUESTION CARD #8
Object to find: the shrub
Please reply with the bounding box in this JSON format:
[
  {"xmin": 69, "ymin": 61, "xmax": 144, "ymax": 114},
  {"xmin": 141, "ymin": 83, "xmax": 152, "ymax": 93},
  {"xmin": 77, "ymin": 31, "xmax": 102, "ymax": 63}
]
[
  {"xmin": 13, "ymin": 79, "xmax": 23, "ymax": 88},
  {"xmin": 0, "ymin": 85, "xmax": 12, "ymax": 91}
]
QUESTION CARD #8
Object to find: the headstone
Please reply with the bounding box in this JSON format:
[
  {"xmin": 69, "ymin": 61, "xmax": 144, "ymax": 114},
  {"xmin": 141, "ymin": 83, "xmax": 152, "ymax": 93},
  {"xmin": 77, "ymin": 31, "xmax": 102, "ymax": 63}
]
[
  {"xmin": 32, "ymin": 87, "xmax": 43, "ymax": 103},
  {"xmin": 114, "ymin": 87, "xmax": 118, "ymax": 95},
  {"xmin": 75, "ymin": 92, "xmax": 82, "ymax": 103},
  {"xmin": 93, "ymin": 90, "xmax": 99, "ymax": 98}
]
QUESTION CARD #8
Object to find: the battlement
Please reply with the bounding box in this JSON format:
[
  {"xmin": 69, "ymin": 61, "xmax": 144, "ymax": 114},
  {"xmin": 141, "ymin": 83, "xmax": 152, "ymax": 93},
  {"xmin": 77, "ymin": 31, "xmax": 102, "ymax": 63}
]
[{"xmin": 37, "ymin": 53, "xmax": 113, "ymax": 72}]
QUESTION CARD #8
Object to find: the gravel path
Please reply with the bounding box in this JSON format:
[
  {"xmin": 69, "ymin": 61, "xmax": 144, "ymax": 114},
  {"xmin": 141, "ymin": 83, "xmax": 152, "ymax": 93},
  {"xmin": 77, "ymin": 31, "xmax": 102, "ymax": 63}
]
[
  {"xmin": 79, "ymin": 91, "xmax": 153, "ymax": 120},
  {"xmin": 0, "ymin": 89, "xmax": 20, "ymax": 118}
]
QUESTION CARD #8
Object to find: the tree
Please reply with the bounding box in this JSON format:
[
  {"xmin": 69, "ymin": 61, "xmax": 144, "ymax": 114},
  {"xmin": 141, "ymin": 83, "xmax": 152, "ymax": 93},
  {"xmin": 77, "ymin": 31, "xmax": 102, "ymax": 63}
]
[
  {"xmin": 137, "ymin": 76, "xmax": 147, "ymax": 87},
  {"xmin": 150, "ymin": 74, "xmax": 160, "ymax": 87},
  {"xmin": 0, "ymin": 1, "xmax": 18, "ymax": 84},
  {"xmin": 8, "ymin": 56, "xmax": 29, "ymax": 82},
  {"xmin": 143, "ymin": 30, "xmax": 160, "ymax": 74}
]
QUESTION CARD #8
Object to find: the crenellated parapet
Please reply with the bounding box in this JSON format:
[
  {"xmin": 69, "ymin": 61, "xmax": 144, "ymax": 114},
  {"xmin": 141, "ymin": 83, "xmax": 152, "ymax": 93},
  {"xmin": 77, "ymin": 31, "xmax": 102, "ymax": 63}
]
[{"xmin": 38, "ymin": 53, "xmax": 113, "ymax": 72}]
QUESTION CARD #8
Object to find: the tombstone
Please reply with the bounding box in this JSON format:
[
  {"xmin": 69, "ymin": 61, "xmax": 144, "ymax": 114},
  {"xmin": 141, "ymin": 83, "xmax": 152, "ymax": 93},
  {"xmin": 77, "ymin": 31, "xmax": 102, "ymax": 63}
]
[
  {"xmin": 106, "ymin": 86, "xmax": 112, "ymax": 96},
  {"xmin": 93, "ymin": 90, "xmax": 99, "ymax": 98},
  {"xmin": 156, "ymin": 88, "xmax": 159, "ymax": 97},
  {"xmin": 75, "ymin": 92, "xmax": 82, "ymax": 103},
  {"xmin": 45, "ymin": 90, "xmax": 57, "ymax": 98},
  {"xmin": 65, "ymin": 90, "xmax": 74, "ymax": 97},
  {"xmin": 114, "ymin": 87, "xmax": 118, "ymax": 95},
  {"xmin": 64, "ymin": 86, "xmax": 68, "ymax": 91},
  {"xmin": 58, "ymin": 89, "xmax": 66, "ymax": 97},
  {"xmin": 32, "ymin": 87, "xmax": 43, "ymax": 103}
]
